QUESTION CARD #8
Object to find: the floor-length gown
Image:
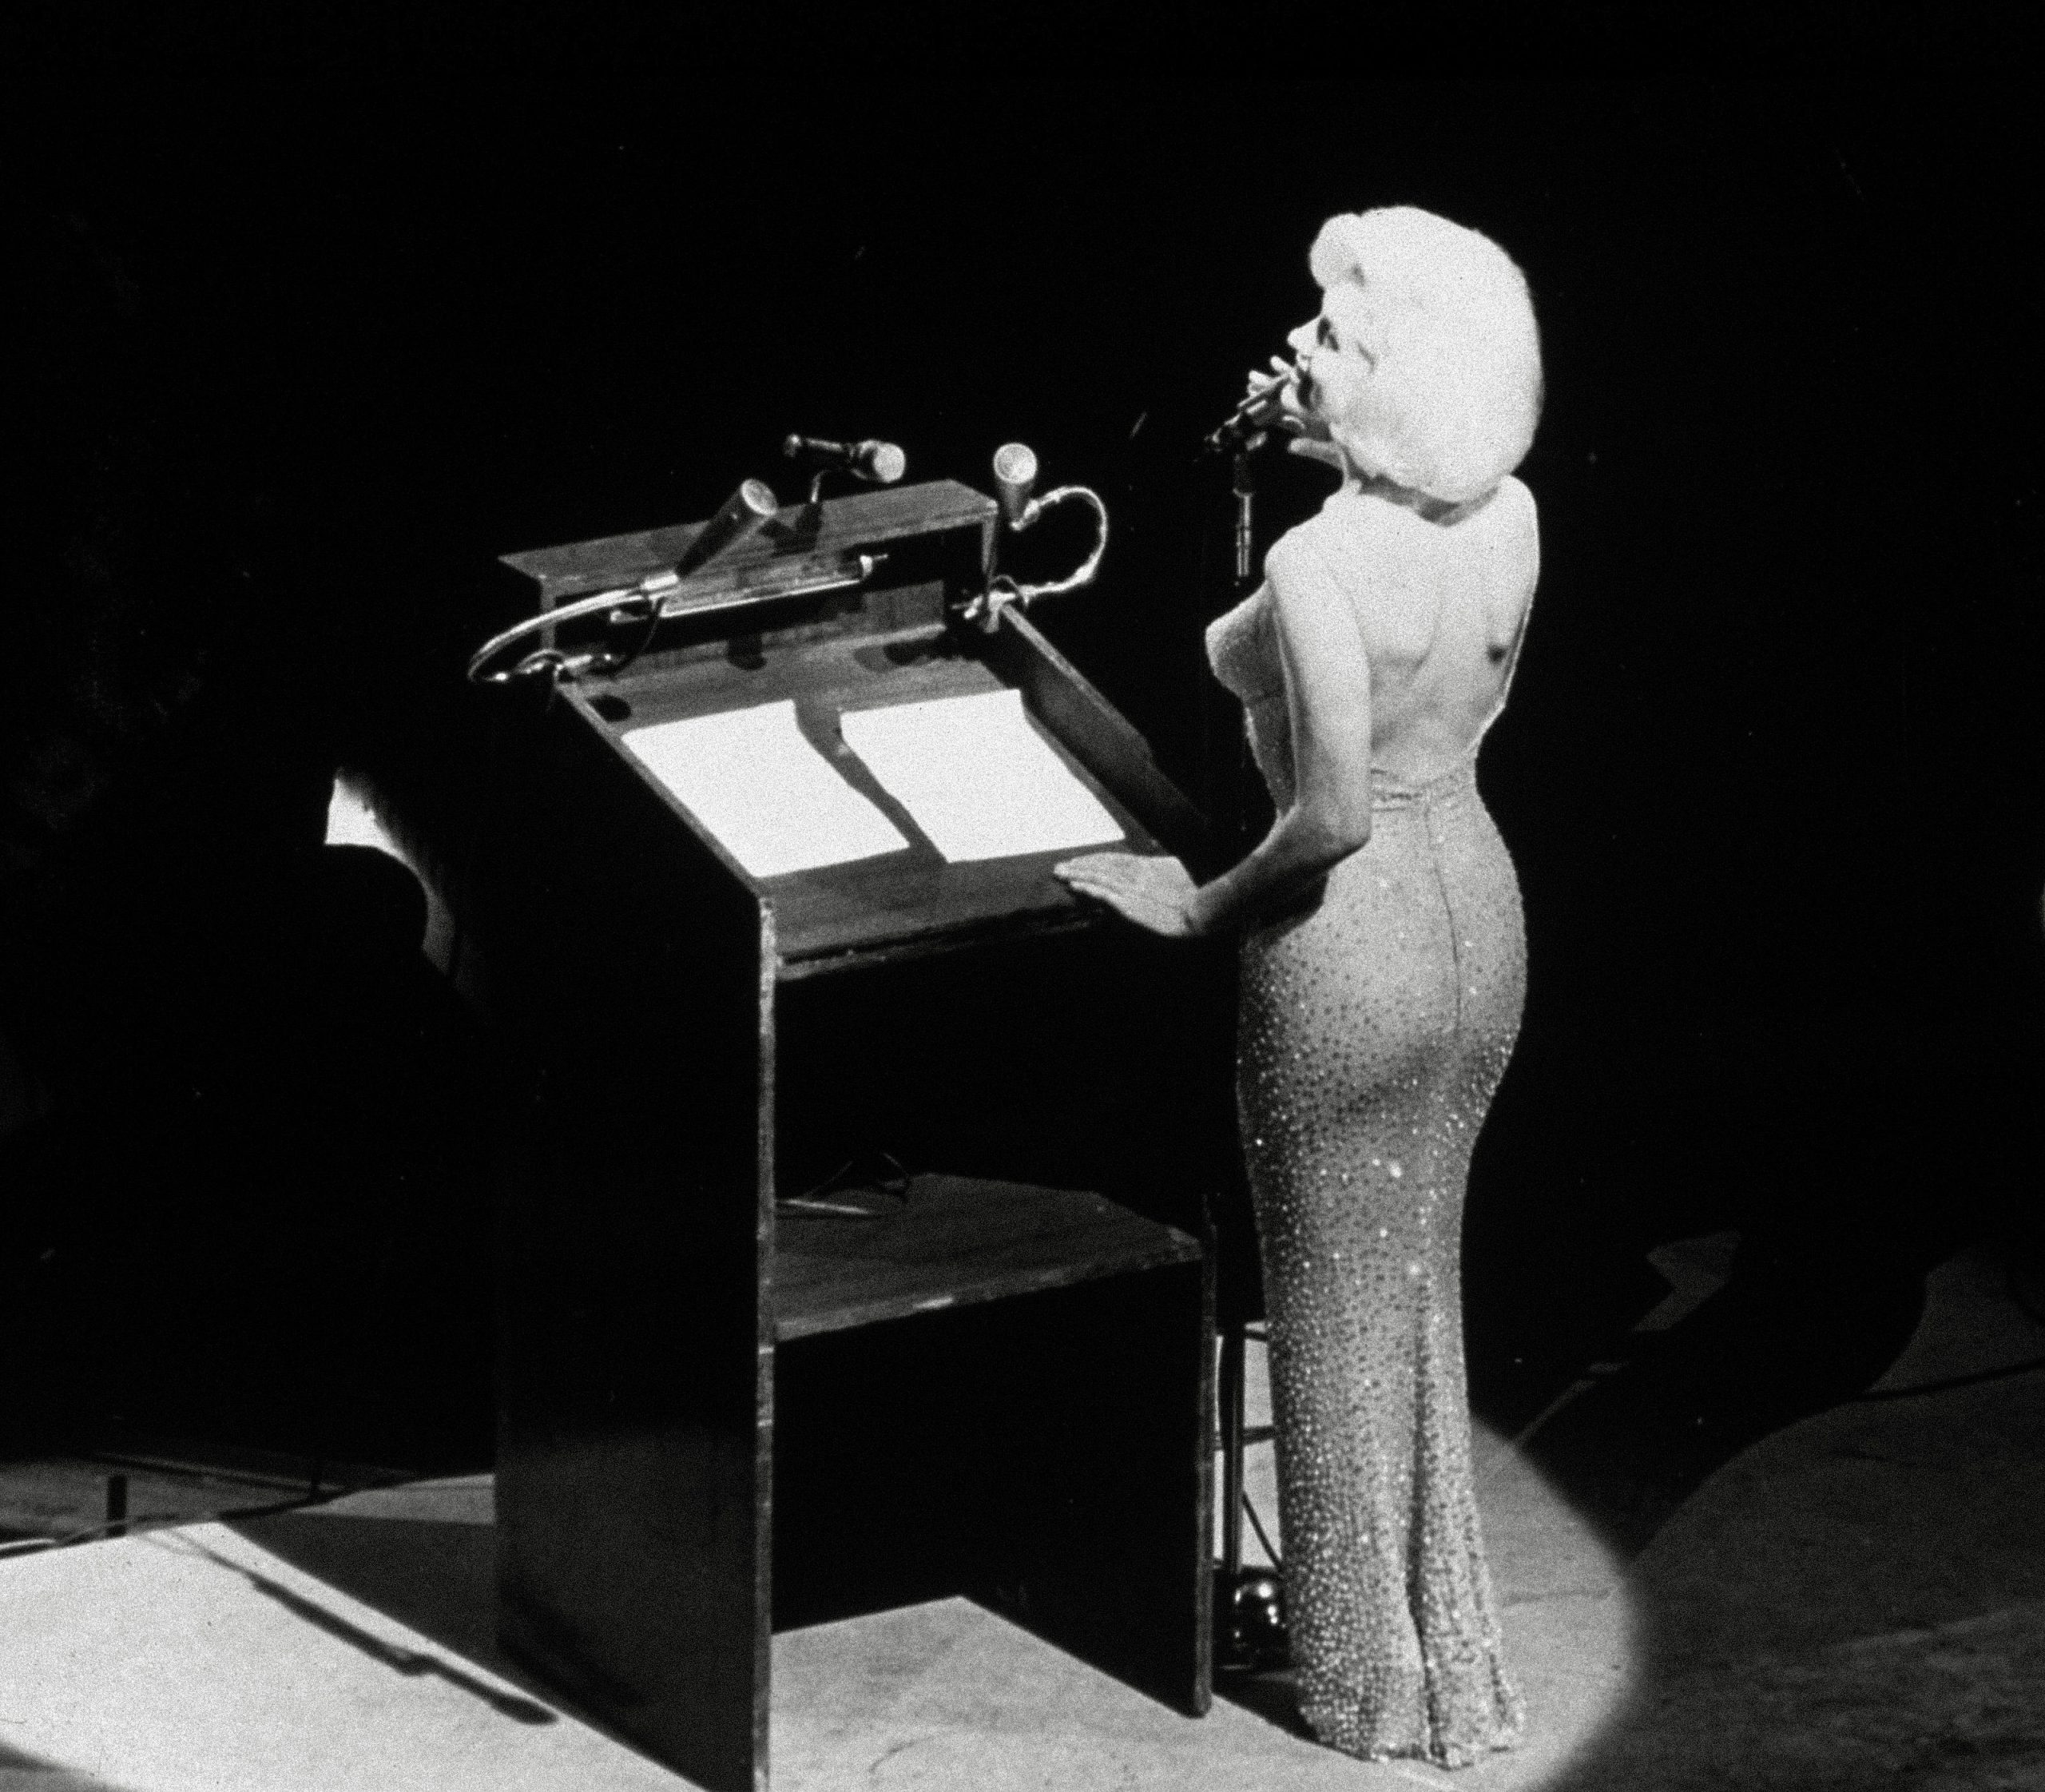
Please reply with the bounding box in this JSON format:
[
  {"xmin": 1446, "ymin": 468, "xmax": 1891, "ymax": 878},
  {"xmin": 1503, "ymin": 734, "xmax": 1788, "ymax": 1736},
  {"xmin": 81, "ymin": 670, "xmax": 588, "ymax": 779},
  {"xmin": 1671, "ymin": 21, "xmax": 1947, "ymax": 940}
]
[{"xmin": 1206, "ymin": 487, "xmax": 1532, "ymax": 1767}]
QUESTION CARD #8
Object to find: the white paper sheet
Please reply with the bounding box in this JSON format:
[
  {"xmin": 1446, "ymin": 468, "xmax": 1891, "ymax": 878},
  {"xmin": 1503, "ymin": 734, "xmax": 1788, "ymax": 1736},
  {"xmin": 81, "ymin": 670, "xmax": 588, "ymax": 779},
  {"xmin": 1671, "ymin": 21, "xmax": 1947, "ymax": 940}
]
[
  {"xmin": 838, "ymin": 689, "xmax": 1125, "ymax": 864},
  {"xmin": 622, "ymin": 701, "xmax": 909, "ymax": 878}
]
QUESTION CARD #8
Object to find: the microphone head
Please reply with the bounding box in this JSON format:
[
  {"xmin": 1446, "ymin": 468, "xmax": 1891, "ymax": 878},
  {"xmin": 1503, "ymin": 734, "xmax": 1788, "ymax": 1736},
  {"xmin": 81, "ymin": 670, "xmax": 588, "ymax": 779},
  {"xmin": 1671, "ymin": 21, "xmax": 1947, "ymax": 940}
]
[
  {"xmin": 782, "ymin": 435, "xmax": 905, "ymax": 486},
  {"xmin": 861, "ymin": 440, "xmax": 907, "ymax": 485},
  {"xmin": 993, "ymin": 441, "xmax": 1038, "ymax": 526}
]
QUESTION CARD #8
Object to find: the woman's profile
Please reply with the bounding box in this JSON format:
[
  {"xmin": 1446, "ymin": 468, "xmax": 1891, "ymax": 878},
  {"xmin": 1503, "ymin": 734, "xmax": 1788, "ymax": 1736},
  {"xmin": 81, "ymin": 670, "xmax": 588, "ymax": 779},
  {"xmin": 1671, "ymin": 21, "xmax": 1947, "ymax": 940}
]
[{"xmin": 1056, "ymin": 205, "xmax": 1543, "ymax": 1766}]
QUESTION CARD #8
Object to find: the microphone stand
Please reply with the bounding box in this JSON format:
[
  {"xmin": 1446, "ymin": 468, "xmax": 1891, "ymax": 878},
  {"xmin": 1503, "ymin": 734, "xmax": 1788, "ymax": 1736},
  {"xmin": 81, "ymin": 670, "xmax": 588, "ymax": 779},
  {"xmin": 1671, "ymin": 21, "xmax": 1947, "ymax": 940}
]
[
  {"xmin": 1230, "ymin": 431, "xmax": 1264, "ymax": 600},
  {"xmin": 1205, "ymin": 411, "xmax": 1293, "ymax": 1676},
  {"xmin": 1221, "ymin": 419, "xmax": 1265, "ymax": 1651},
  {"xmin": 1201, "ymin": 402, "xmax": 1269, "ymax": 598},
  {"xmin": 1199, "ymin": 415, "xmax": 1270, "ymax": 856}
]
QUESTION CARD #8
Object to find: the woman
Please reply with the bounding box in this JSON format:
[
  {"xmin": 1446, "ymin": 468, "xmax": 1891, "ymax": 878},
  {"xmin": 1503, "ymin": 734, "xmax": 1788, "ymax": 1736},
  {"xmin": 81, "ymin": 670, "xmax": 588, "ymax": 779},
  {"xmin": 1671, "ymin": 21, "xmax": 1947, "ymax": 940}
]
[{"xmin": 1054, "ymin": 205, "xmax": 1542, "ymax": 1766}]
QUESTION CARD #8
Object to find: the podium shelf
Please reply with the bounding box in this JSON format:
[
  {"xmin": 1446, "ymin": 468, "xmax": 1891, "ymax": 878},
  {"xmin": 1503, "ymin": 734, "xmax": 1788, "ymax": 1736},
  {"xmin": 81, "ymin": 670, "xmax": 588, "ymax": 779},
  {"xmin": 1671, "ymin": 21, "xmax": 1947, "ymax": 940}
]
[{"xmin": 772, "ymin": 1174, "xmax": 1201, "ymax": 1343}]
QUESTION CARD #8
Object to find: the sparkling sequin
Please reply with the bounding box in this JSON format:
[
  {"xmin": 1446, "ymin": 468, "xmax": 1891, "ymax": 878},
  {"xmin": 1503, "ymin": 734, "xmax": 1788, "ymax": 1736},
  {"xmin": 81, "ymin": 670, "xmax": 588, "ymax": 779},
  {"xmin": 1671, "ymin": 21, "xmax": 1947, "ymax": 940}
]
[{"xmin": 1206, "ymin": 514, "xmax": 1532, "ymax": 1767}]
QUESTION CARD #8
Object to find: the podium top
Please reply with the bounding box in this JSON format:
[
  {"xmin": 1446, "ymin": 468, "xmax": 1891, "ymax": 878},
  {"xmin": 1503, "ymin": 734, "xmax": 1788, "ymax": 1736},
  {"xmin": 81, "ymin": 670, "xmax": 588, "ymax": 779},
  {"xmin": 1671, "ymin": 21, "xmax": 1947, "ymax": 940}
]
[
  {"xmin": 477, "ymin": 475, "xmax": 1209, "ymax": 977},
  {"xmin": 501, "ymin": 479, "xmax": 998, "ymax": 607}
]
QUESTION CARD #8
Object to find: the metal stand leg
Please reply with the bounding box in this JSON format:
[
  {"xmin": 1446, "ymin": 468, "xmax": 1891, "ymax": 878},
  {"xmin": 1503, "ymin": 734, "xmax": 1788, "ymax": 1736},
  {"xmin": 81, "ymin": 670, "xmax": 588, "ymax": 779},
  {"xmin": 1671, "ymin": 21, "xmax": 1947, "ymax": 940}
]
[
  {"xmin": 1219, "ymin": 1321, "xmax": 1246, "ymax": 1580},
  {"xmin": 1215, "ymin": 1319, "xmax": 1285, "ymax": 1672}
]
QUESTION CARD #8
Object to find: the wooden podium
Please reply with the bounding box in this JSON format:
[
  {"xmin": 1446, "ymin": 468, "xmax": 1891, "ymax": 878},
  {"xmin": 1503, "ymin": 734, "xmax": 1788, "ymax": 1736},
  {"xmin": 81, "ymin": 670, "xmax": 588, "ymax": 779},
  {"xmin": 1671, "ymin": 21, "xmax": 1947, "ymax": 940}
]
[{"xmin": 385, "ymin": 479, "xmax": 1226, "ymax": 1790}]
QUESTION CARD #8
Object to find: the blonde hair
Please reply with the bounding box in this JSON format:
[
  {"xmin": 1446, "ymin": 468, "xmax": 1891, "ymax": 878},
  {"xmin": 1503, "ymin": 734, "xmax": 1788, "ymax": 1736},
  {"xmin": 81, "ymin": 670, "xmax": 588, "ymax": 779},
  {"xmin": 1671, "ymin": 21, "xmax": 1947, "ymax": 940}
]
[{"xmin": 1307, "ymin": 207, "xmax": 1543, "ymax": 503}]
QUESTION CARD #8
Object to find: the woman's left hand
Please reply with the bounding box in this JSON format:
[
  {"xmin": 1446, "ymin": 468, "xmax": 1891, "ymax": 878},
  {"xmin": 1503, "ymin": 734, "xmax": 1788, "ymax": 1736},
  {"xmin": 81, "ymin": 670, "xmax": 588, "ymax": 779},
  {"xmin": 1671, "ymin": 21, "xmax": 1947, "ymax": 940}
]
[{"xmin": 1053, "ymin": 852, "xmax": 1204, "ymax": 938}]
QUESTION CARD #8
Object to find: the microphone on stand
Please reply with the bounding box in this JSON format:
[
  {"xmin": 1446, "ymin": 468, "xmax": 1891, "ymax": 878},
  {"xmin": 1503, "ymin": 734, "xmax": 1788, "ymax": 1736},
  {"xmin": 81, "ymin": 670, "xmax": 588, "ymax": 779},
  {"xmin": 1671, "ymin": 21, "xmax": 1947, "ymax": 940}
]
[
  {"xmin": 992, "ymin": 442, "xmax": 1038, "ymax": 528},
  {"xmin": 674, "ymin": 478, "xmax": 780, "ymax": 578},
  {"xmin": 1202, "ymin": 370, "xmax": 1293, "ymax": 456},
  {"xmin": 782, "ymin": 435, "xmax": 907, "ymax": 486}
]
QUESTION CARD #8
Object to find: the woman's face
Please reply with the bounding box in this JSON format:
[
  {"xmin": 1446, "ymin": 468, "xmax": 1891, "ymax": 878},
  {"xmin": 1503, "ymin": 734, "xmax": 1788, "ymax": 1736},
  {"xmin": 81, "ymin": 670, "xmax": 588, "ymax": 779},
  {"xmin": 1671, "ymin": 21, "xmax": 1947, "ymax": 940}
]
[{"xmin": 1285, "ymin": 282, "xmax": 1377, "ymax": 440}]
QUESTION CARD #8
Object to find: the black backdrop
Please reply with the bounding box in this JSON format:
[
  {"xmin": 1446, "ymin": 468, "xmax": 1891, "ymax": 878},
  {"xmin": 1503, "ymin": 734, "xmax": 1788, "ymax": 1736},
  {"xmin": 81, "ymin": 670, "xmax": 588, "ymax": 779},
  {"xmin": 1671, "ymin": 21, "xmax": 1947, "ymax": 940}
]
[{"xmin": 6, "ymin": 73, "xmax": 2040, "ymax": 1452}]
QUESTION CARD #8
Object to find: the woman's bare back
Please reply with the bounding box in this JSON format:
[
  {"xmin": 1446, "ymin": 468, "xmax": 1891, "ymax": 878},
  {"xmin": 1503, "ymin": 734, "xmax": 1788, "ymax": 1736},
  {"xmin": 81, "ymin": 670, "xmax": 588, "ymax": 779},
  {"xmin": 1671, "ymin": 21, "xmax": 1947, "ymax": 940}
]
[{"xmin": 1281, "ymin": 477, "xmax": 1539, "ymax": 785}]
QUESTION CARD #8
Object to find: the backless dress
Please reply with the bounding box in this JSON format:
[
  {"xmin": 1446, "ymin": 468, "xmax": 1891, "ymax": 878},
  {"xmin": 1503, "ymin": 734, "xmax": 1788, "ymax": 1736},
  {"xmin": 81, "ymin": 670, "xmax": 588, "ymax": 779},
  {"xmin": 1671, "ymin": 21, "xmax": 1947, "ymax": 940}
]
[{"xmin": 1205, "ymin": 481, "xmax": 1534, "ymax": 1766}]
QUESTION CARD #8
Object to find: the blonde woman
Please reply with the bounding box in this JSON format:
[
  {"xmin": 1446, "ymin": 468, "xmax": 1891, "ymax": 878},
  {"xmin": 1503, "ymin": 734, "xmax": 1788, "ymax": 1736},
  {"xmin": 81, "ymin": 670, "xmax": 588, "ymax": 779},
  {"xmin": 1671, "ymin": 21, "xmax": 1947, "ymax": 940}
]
[{"xmin": 1056, "ymin": 206, "xmax": 1542, "ymax": 1766}]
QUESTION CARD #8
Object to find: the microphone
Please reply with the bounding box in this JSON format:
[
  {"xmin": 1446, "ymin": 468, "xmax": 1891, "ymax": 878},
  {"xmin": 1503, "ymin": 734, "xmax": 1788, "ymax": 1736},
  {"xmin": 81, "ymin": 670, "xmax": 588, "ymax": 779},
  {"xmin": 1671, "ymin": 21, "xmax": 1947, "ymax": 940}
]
[
  {"xmin": 674, "ymin": 478, "xmax": 780, "ymax": 578},
  {"xmin": 1202, "ymin": 371, "xmax": 1292, "ymax": 455},
  {"xmin": 991, "ymin": 442, "xmax": 1038, "ymax": 528},
  {"xmin": 782, "ymin": 435, "xmax": 907, "ymax": 485}
]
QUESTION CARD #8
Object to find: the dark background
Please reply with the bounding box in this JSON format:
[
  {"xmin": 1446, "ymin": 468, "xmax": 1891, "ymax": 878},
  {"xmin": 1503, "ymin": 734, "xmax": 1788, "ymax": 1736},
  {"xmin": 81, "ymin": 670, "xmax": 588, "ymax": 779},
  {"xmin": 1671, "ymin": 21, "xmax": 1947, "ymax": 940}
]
[{"xmin": 4, "ymin": 66, "xmax": 2039, "ymax": 1465}]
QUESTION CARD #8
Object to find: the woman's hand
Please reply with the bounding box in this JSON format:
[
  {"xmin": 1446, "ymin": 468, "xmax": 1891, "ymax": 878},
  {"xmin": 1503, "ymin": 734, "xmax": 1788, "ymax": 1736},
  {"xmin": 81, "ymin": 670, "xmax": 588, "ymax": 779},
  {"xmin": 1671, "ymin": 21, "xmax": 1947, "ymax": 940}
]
[
  {"xmin": 1243, "ymin": 358, "xmax": 1344, "ymax": 470},
  {"xmin": 1239, "ymin": 361, "xmax": 1294, "ymax": 429},
  {"xmin": 1054, "ymin": 852, "xmax": 1205, "ymax": 939}
]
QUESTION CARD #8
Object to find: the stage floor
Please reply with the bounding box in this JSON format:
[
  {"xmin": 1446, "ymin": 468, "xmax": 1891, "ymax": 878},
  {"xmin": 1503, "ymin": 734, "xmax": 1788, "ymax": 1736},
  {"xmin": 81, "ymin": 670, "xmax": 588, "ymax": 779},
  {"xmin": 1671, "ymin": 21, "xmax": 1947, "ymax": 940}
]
[
  {"xmin": 0, "ymin": 1382, "xmax": 1632, "ymax": 1792},
  {"xmin": 5, "ymin": 1243, "xmax": 2039, "ymax": 1790}
]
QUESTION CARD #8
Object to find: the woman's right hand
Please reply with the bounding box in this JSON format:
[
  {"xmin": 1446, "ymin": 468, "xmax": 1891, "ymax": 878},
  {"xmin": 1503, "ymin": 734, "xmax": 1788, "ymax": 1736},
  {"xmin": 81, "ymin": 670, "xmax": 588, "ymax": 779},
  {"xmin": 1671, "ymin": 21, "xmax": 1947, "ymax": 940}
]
[
  {"xmin": 1240, "ymin": 360, "xmax": 1300, "ymax": 428},
  {"xmin": 1053, "ymin": 852, "xmax": 1205, "ymax": 939},
  {"xmin": 1244, "ymin": 360, "xmax": 1344, "ymax": 469}
]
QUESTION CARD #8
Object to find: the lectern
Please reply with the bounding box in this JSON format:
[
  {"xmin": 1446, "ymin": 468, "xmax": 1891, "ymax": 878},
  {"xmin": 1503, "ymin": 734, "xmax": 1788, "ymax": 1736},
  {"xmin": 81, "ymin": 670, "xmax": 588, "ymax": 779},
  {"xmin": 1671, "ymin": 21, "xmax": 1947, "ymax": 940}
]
[{"xmin": 378, "ymin": 478, "xmax": 1226, "ymax": 1790}]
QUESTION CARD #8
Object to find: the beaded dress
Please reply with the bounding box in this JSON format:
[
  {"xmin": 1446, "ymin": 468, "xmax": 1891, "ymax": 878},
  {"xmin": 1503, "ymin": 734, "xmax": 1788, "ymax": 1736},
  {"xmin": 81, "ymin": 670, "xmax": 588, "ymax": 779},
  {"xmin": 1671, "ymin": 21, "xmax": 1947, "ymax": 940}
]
[{"xmin": 1205, "ymin": 480, "xmax": 1535, "ymax": 1766}]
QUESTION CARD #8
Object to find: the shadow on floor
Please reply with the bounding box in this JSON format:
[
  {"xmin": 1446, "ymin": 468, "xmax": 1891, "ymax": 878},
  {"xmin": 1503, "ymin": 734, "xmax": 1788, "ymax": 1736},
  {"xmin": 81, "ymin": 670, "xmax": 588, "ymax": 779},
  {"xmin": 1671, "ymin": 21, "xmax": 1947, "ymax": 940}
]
[
  {"xmin": 0, "ymin": 1737, "xmax": 149, "ymax": 1792},
  {"xmin": 1519, "ymin": 1259, "xmax": 1934, "ymax": 1560},
  {"xmin": 1540, "ymin": 1238, "xmax": 2045, "ymax": 1791}
]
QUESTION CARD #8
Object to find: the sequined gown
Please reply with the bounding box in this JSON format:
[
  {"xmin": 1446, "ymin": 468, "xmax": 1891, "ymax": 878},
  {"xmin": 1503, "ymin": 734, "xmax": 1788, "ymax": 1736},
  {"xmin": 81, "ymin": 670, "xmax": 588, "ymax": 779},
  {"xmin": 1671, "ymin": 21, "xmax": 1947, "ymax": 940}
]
[{"xmin": 1206, "ymin": 484, "xmax": 1533, "ymax": 1767}]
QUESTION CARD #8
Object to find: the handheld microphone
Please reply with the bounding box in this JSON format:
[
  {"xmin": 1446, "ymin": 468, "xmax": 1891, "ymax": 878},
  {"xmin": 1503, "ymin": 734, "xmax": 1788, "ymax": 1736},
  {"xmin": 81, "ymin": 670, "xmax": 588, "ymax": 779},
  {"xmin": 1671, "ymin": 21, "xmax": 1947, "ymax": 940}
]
[
  {"xmin": 991, "ymin": 442, "xmax": 1038, "ymax": 528},
  {"xmin": 1202, "ymin": 371, "xmax": 1293, "ymax": 455},
  {"xmin": 782, "ymin": 435, "xmax": 907, "ymax": 485}
]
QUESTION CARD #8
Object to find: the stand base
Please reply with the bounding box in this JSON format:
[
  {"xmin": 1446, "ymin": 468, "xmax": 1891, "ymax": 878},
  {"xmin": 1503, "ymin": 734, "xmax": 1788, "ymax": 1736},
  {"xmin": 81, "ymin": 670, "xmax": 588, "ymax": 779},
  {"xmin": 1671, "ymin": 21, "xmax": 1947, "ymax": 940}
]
[{"xmin": 1213, "ymin": 1564, "xmax": 1289, "ymax": 1675}]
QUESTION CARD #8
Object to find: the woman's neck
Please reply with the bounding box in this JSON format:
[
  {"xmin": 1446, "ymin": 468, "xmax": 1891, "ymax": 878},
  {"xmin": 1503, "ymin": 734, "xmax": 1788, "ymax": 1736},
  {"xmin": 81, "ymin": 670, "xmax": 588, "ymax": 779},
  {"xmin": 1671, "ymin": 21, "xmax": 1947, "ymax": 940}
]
[{"xmin": 1342, "ymin": 468, "xmax": 1496, "ymax": 526}]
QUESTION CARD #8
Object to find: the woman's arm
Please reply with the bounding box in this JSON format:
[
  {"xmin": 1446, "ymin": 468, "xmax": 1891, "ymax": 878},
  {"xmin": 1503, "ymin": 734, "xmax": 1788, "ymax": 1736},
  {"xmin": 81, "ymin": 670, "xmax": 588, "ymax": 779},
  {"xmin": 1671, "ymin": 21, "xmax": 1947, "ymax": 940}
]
[
  {"xmin": 1055, "ymin": 542, "xmax": 1376, "ymax": 937},
  {"xmin": 1186, "ymin": 545, "xmax": 1375, "ymax": 932}
]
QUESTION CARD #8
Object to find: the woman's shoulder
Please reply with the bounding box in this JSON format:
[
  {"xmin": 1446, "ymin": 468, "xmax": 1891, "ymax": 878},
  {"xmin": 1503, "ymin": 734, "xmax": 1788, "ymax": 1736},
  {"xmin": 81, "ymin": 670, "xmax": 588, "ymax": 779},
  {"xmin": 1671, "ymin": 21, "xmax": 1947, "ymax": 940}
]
[
  {"xmin": 1262, "ymin": 523, "xmax": 1316, "ymax": 585},
  {"xmin": 1468, "ymin": 476, "xmax": 1540, "ymax": 583},
  {"xmin": 1485, "ymin": 475, "xmax": 1538, "ymax": 536},
  {"xmin": 1268, "ymin": 498, "xmax": 1368, "ymax": 584},
  {"xmin": 1267, "ymin": 475, "xmax": 1537, "ymax": 597}
]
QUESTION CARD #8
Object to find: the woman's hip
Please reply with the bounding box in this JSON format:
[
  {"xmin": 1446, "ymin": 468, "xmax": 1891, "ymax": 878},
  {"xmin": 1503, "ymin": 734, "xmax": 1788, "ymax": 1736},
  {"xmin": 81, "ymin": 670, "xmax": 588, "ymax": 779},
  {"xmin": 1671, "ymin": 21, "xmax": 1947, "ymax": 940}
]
[{"xmin": 1237, "ymin": 799, "xmax": 1523, "ymax": 1042}]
